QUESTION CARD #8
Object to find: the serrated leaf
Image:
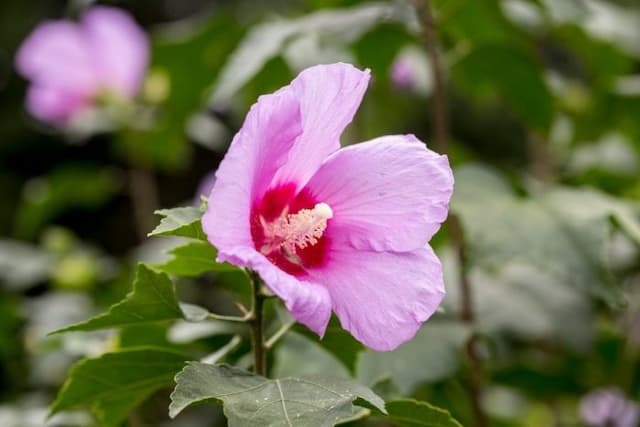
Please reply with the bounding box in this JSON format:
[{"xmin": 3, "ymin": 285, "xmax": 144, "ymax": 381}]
[
  {"xmin": 169, "ymin": 363, "xmax": 386, "ymax": 426},
  {"xmin": 50, "ymin": 348, "xmax": 187, "ymax": 427},
  {"xmin": 51, "ymin": 264, "xmax": 187, "ymax": 334},
  {"xmin": 378, "ymin": 399, "xmax": 463, "ymax": 427},
  {"xmin": 357, "ymin": 321, "xmax": 470, "ymax": 395},
  {"xmin": 155, "ymin": 240, "xmax": 237, "ymax": 276},
  {"xmin": 149, "ymin": 207, "xmax": 205, "ymax": 240}
]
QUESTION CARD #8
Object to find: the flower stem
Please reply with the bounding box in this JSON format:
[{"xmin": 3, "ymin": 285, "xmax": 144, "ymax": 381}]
[
  {"xmin": 248, "ymin": 270, "xmax": 267, "ymax": 376},
  {"xmin": 449, "ymin": 215, "xmax": 487, "ymax": 427}
]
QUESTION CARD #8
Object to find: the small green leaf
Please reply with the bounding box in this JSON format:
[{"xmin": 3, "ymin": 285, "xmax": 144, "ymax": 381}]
[
  {"xmin": 50, "ymin": 348, "xmax": 187, "ymax": 427},
  {"xmin": 148, "ymin": 207, "xmax": 205, "ymax": 240},
  {"xmin": 51, "ymin": 264, "xmax": 185, "ymax": 334},
  {"xmin": 155, "ymin": 240, "xmax": 237, "ymax": 276},
  {"xmin": 376, "ymin": 399, "xmax": 463, "ymax": 427},
  {"xmin": 169, "ymin": 363, "xmax": 386, "ymax": 426}
]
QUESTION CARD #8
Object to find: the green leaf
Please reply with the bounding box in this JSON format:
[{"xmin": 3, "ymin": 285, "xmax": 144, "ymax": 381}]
[
  {"xmin": 451, "ymin": 164, "xmax": 629, "ymax": 307},
  {"xmin": 210, "ymin": 2, "xmax": 414, "ymax": 103},
  {"xmin": 155, "ymin": 240, "xmax": 237, "ymax": 276},
  {"xmin": 50, "ymin": 348, "xmax": 187, "ymax": 427},
  {"xmin": 51, "ymin": 264, "xmax": 185, "ymax": 334},
  {"xmin": 357, "ymin": 321, "xmax": 470, "ymax": 395},
  {"xmin": 272, "ymin": 331, "xmax": 350, "ymax": 379},
  {"xmin": 376, "ymin": 399, "xmax": 463, "ymax": 427},
  {"xmin": 451, "ymin": 44, "xmax": 553, "ymax": 130},
  {"xmin": 296, "ymin": 317, "xmax": 364, "ymax": 374},
  {"xmin": 442, "ymin": 256, "xmax": 594, "ymax": 350},
  {"xmin": 148, "ymin": 207, "xmax": 206, "ymax": 240},
  {"xmin": 169, "ymin": 363, "xmax": 386, "ymax": 426}
]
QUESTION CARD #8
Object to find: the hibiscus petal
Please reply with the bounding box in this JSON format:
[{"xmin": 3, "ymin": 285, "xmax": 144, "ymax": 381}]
[
  {"xmin": 82, "ymin": 6, "xmax": 149, "ymax": 97},
  {"xmin": 272, "ymin": 63, "xmax": 371, "ymax": 188},
  {"xmin": 218, "ymin": 247, "xmax": 332, "ymax": 336},
  {"xmin": 15, "ymin": 21, "xmax": 97, "ymax": 95},
  {"xmin": 307, "ymin": 246, "xmax": 445, "ymax": 351},
  {"xmin": 203, "ymin": 87, "xmax": 302, "ymax": 254},
  {"xmin": 25, "ymin": 85, "xmax": 88, "ymax": 124},
  {"xmin": 305, "ymin": 134, "xmax": 453, "ymax": 252}
]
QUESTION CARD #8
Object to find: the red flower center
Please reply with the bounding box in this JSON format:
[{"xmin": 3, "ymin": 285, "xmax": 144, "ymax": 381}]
[{"xmin": 250, "ymin": 183, "xmax": 331, "ymax": 276}]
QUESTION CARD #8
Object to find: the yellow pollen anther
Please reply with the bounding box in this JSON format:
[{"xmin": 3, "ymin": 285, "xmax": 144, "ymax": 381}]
[{"xmin": 261, "ymin": 202, "xmax": 333, "ymax": 254}]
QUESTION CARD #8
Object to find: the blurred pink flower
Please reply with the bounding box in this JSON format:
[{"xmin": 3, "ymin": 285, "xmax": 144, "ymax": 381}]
[
  {"xmin": 203, "ymin": 63, "xmax": 453, "ymax": 351},
  {"xmin": 15, "ymin": 6, "xmax": 149, "ymax": 124},
  {"xmin": 390, "ymin": 56, "xmax": 416, "ymax": 90},
  {"xmin": 580, "ymin": 388, "xmax": 640, "ymax": 427}
]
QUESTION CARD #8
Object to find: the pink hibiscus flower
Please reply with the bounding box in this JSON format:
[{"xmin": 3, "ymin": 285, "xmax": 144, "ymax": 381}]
[
  {"xmin": 203, "ymin": 63, "xmax": 454, "ymax": 351},
  {"xmin": 15, "ymin": 6, "xmax": 148, "ymax": 125}
]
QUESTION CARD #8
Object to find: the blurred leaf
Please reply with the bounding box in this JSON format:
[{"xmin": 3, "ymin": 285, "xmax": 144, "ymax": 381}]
[
  {"xmin": 50, "ymin": 348, "xmax": 186, "ymax": 427},
  {"xmin": 552, "ymin": 25, "xmax": 635, "ymax": 86},
  {"xmin": 443, "ymin": 258, "xmax": 594, "ymax": 350},
  {"xmin": 540, "ymin": 187, "xmax": 640, "ymax": 246},
  {"xmin": 435, "ymin": 0, "xmax": 526, "ymax": 45},
  {"xmin": 119, "ymin": 12, "xmax": 243, "ymax": 169},
  {"xmin": 357, "ymin": 321, "xmax": 470, "ymax": 395},
  {"xmin": 296, "ymin": 317, "xmax": 364, "ymax": 374},
  {"xmin": 210, "ymin": 1, "xmax": 416, "ymax": 103},
  {"xmin": 371, "ymin": 398, "xmax": 463, "ymax": 427},
  {"xmin": 169, "ymin": 363, "xmax": 386, "ymax": 425},
  {"xmin": 272, "ymin": 331, "xmax": 350, "ymax": 379},
  {"xmin": 14, "ymin": 166, "xmax": 121, "ymax": 239},
  {"xmin": 451, "ymin": 164, "xmax": 628, "ymax": 307},
  {"xmin": 0, "ymin": 239, "xmax": 52, "ymax": 290},
  {"xmin": 51, "ymin": 264, "xmax": 184, "ymax": 334},
  {"xmin": 452, "ymin": 44, "xmax": 553, "ymax": 130},
  {"xmin": 148, "ymin": 206, "xmax": 205, "ymax": 240},
  {"xmin": 155, "ymin": 240, "xmax": 237, "ymax": 276}
]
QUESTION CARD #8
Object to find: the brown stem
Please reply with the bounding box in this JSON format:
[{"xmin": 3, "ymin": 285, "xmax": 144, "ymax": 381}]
[
  {"xmin": 248, "ymin": 271, "xmax": 267, "ymax": 376},
  {"xmin": 414, "ymin": 0, "xmax": 449, "ymax": 153},
  {"xmin": 449, "ymin": 215, "xmax": 488, "ymax": 427},
  {"xmin": 414, "ymin": 1, "xmax": 488, "ymax": 424},
  {"xmin": 128, "ymin": 166, "xmax": 158, "ymax": 241}
]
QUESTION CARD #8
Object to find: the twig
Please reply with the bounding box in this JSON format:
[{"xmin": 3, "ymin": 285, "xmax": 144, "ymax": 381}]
[
  {"xmin": 414, "ymin": 0, "xmax": 449, "ymax": 152},
  {"xmin": 414, "ymin": 1, "xmax": 488, "ymax": 425},
  {"xmin": 449, "ymin": 215, "xmax": 487, "ymax": 427},
  {"xmin": 128, "ymin": 165, "xmax": 159, "ymax": 241},
  {"xmin": 265, "ymin": 321, "xmax": 296, "ymax": 349},
  {"xmin": 207, "ymin": 312, "xmax": 252, "ymax": 323}
]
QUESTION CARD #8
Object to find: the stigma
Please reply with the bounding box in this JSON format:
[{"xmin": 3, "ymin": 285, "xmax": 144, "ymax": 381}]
[{"xmin": 261, "ymin": 202, "xmax": 333, "ymax": 255}]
